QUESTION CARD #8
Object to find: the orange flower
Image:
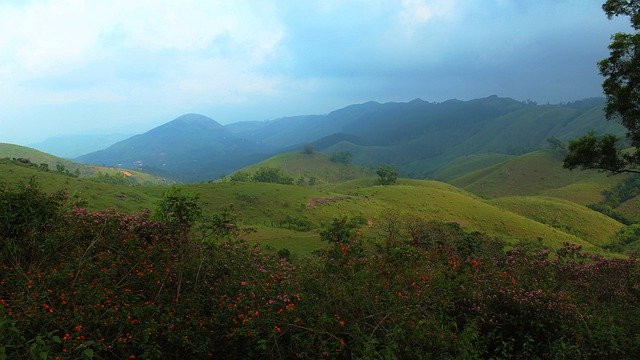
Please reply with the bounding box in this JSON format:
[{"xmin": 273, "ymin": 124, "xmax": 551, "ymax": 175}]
[
  {"xmin": 63, "ymin": 333, "xmax": 72, "ymax": 341},
  {"xmin": 274, "ymin": 325, "xmax": 282, "ymax": 332}
]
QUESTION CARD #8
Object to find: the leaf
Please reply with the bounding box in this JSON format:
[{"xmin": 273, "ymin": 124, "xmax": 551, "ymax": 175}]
[
  {"xmin": 39, "ymin": 351, "xmax": 48, "ymax": 360},
  {"xmin": 83, "ymin": 348, "xmax": 94, "ymax": 359},
  {"xmin": 52, "ymin": 336, "xmax": 61, "ymax": 344}
]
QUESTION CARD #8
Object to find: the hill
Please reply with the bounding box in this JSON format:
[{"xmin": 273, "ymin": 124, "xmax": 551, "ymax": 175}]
[
  {"xmin": 76, "ymin": 114, "xmax": 272, "ymax": 182},
  {"xmin": 229, "ymin": 151, "xmax": 371, "ymax": 185},
  {"xmin": 448, "ymin": 150, "xmax": 625, "ymax": 205},
  {"xmin": 489, "ymin": 196, "xmax": 624, "ymax": 245},
  {"xmin": 72, "ymin": 96, "xmax": 624, "ymax": 182},
  {"xmin": 0, "ymin": 159, "xmax": 625, "ymax": 255},
  {"xmin": 229, "ymin": 96, "xmax": 624, "ymax": 178},
  {"xmin": 0, "ymin": 143, "xmax": 171, "ymax": 186}
]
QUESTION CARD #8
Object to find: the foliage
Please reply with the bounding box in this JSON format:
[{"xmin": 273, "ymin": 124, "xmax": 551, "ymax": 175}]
[
  {"xmin": 154, "ymin": 186, "xmax": 201, "ymax": 232},
  {"xmin": 376, "ymin": 164, "xmax": 398, "ymax": 185},
  {"xmin": 251, "ymin": 167, "xmax": 294, "ymax": 185},
  {"xmin": 229, "ymin": 171, "xmax": 251, "ymax": 182},
  {"xmin": 564, "ymin": 1, "xmax": 640, "ymax": 174},
  {"xmin": 1, "ymin": 181, "xmax": 640, "ymax": 358},
  {"xmin": 329, "ymin": 151, "xmax": 352, "ymax": 165},
  {"xmin": 302, "ymin": 144, "xmax": 315, "ymax": 155},
  {"xmin": 91, "ymin": 171, "xmax": 134, "ymax": 185}
]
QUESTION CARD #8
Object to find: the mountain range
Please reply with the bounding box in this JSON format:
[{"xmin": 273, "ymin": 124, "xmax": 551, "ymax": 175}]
[{"xmin": 76, "ymin": 96, "xmax": 624, "ymax": 182}]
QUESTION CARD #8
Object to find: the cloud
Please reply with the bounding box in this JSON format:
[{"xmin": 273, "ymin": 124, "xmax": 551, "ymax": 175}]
[
  {"xmin": 0, "ymin": 0, "xmax": 285, "ymax": 106},
  {"xmin": 399, "ymin": 0, "xmax": 456, "ymax": 25}
]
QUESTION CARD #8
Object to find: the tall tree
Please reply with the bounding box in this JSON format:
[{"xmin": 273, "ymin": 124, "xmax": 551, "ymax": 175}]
[{"xmin": 564, "ymin": 0, "xmax": 640, "ymax": 174}]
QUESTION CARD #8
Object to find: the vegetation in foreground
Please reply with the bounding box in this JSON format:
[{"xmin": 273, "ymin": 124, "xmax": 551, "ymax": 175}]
[{"xmin": 1, "ymin": 182, "xmax": 639, "ymax": 359}]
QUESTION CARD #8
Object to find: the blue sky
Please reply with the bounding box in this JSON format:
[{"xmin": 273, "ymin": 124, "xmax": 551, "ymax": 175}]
[{"xmin": 0, "ymin": 0, "xmax": 631, "ymax": 144}]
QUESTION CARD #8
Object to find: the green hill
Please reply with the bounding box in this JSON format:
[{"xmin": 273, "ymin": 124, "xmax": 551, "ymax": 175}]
[
  {"xmin": 0, "ymin": 143, "xmax": 172, "ymax": 186},
  {"xmin": 431, "ymin": 153, "xmax": 515, "ymax": 181},
  {"xmin": 448, "ymin": 150, "xmax": 625, "ymax": 204},
  {"xmin": 1, "ymin": 159, "xmax": 622, "ymax": 255},
  {"xmin": 230, "ymin": 152, "xmax": 371, "ymax": 184},
  {"xmin": 489, "ymin": 196, "xmax": 624, "ymax": 246}
]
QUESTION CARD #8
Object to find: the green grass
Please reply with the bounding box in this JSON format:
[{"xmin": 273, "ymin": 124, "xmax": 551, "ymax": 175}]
[
  {"xmin": 0, "ymin": 143, "xmax": 172, "ymax": 185},
  {"xmin": 231, "ymin": 151, "xmax": 371, "ymax": 184},
  {"xmin": 431, "ymin": 153, "xmax": 514, "ymax": 181},
  {"xmin": 489, "ymin": 196, "xmax": 624, "ymax": 246},
  {"xmin": 449, "ymin": 150, "xmax": 625, "ymax": 202},
  {"xmin": 0, "ymin": 159, "xmax": 626, "ymax": 255}
]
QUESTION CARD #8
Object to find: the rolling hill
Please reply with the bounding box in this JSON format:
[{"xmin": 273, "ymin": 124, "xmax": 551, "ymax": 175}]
[
  {"xmin": 73, "ymin": 96, "xmax": 624, "ymax": 182},
  {"xmin": 447, "ymin": 150, "xmax": 625, "ymax": 204},
  {"xmin": 0, "ymin": 159, "xmax": 626, "ymax": 256}
]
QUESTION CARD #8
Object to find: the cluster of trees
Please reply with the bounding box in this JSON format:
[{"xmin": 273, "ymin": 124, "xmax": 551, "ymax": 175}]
[
  {"xmin": 564, "ymin": 0, "xmax": 640, "ymax": 175},
  {"xmin": 1, "ymin": 181, "xmax": 639, "ymax": 358},
  {"xmin": 229, "ymin": 167, "xmax": 294, "ymax": 185}
]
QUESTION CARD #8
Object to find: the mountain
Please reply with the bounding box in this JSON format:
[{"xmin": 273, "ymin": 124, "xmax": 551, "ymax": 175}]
[
  {"xmin": 76, "ymin": 114, "xmax": 271, "ymax": 182},
  {"xmin": 75, "ymin": 96, "xmax": 624, "ymax": 182},
  {"xmin": 228, "ymin": 96, "xmax": 624, "ymax": 178},
  {"xmin": 30, "ymin": 134, "xmax": 131, "ymax": 158}
]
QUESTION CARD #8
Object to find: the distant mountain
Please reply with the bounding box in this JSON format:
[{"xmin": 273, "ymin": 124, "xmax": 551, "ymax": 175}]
[
  {"xmin": 228, "ymin": 96, "xmax": 623, "ymax": 177},
  {"xmin": 76, "ymin": 114, "xmax": 271, "ymax": 182},
  {"xmin": 76, "ymin": 96, "xmax": 624, "ymax": 182},
  {"xmin": 30, "ymin": 134, "xmax": 131, "ymax": 158}
]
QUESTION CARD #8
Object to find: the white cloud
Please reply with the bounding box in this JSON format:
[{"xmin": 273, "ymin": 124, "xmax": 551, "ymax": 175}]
[
  {"xmin": 399, "ymin": 0, "xmax": 456, "ymax": 25},
  {"xmin": 0, "ymin": 0, "xmax": 285, "ymax": 106}
]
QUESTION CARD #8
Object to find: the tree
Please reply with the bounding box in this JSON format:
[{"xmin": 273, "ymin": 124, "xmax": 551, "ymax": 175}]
[
  {"xmin": 376, "ymin": 164, "xmax": 398, "ymax": 185},
  {"xmin": 302, "ymin": 144, "xmax": 315, "ymax": 154},
  {"xmin": 329, "ymin": 151, "xmax": 352, "ymax": 165},
  {"xmin": 564, "ymin": 0, "xmax": 640, "ymax": 174},
  {"xmin": 251, "ymin": 167, "xmax": 294, "ymax": 185}
]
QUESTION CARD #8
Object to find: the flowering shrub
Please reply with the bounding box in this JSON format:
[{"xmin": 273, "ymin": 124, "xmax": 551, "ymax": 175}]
[{"xmin": 1, "ymin": 182, "xmax": 639, "ymax": 358}]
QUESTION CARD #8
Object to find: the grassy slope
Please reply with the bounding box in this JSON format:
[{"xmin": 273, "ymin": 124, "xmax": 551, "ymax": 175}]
[
  {"xmin": 0, "ymin": 161, "xmax": 619, "ymax": 254},
  {"xmin": 0, "ymin": 143, "xmax": 171, "ymax": 185},
  {"xmin": 431, "ymin": 153, "xmax": 515, "ymax": 182},
  {"xmin": 489, "ymin": 196, "xmax": 624, "ymax": 246},
  {"xmin": 231, "ymin": 152, "xmax": 372, "ymax": 184},
  {"xmin": 449, "ymin": 150, "xmax": 623, "ymax": 204}
]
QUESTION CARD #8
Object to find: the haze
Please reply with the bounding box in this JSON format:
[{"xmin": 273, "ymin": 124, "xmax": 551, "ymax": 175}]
[{"xmin": 0, "ymin": 0, "xmax": 630, "ymax": 144}]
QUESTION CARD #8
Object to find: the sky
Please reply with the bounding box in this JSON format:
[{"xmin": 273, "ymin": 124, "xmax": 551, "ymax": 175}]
[{"xmin": 0, "ymin": 0, "xmax": 632, "ymax": 144}]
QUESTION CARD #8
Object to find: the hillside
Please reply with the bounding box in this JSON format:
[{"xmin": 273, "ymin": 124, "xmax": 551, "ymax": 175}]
[
  {"xmin": 489, "ymin": 196, "xmax": 624, "ymax": 245},
  {"xmin": 229, "ymin": 151, "xmax": 371, "ymax": 185},
  {"xmin": 448, "ymin": 150, "xmax": 625, "ymax": 204},
  {"xmin": 72, "ymin": 96, "xmax": 624, "ymax": 182},
  {"xmin": 76, "ymin": 114, "xmax": 272, "ymax": 182},
  {"xmin": 0, "ymin": 160, "xmax": 625, "ymax": 255},
  {"xmin": 229, "ymin": 96, "xmax": 624, "ymax": 178},
  {"xmin": 0, "ymin": 143, "xmax": 171, "ymax": 186}
]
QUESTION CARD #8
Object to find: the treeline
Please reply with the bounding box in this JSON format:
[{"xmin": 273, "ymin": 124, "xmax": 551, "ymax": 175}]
[{"xmin": 1, "ymin": 181, "xmax": 639, "ymax": 359}]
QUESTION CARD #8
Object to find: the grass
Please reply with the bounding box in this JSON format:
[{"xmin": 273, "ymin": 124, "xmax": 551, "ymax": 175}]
[
  {"xmin": 0, "ymin": 143, "xmax": 171, "ymax": 185},
  {"xmin": 489, "ymin": 196, "xmax": 624, "ymax": 246},
  {"xmin": 0, "ymin": 159, "xmax": 630, "ymax": 255},
  {"xmin": 449, "ymin": 150, "xmax": 625, "ymax": 202},
  {"xmin": 431, "ymin": 153, "xmax": 514, "ymax": 181},
  {"xmin": 231, "ymin": 151, "xmax": 371, "ymax": 184}
]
